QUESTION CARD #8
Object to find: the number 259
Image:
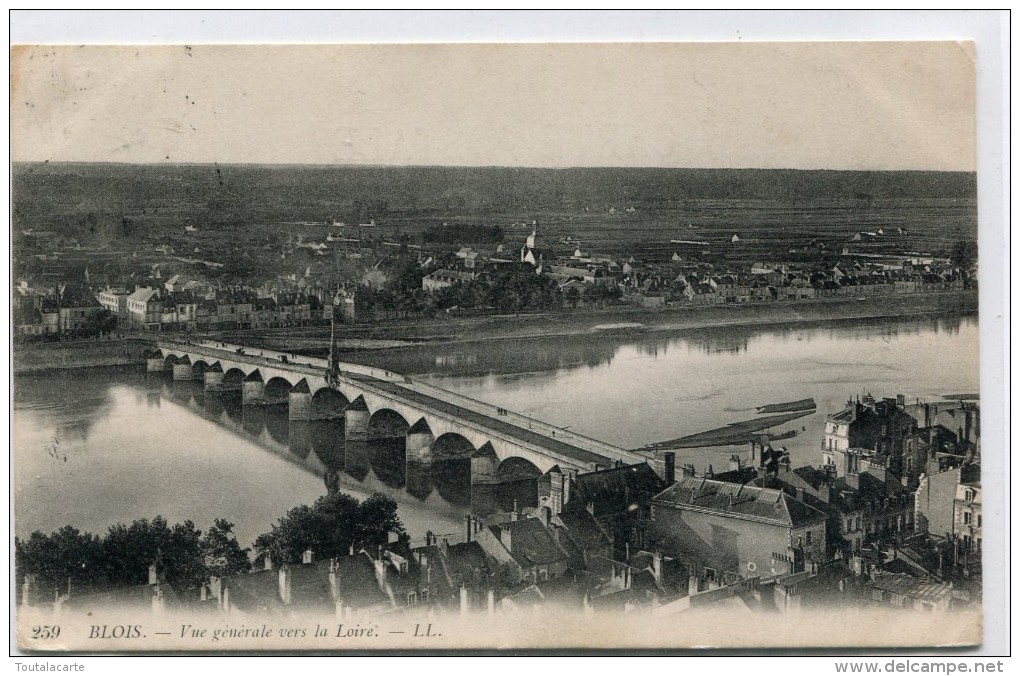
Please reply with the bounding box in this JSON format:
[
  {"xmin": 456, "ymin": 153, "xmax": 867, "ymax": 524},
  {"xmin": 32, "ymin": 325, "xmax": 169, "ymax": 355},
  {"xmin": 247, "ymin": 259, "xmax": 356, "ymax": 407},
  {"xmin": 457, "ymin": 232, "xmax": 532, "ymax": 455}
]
[{"xmin": 32, "ymin": 625, "xmax": 60, "ymax": 640}]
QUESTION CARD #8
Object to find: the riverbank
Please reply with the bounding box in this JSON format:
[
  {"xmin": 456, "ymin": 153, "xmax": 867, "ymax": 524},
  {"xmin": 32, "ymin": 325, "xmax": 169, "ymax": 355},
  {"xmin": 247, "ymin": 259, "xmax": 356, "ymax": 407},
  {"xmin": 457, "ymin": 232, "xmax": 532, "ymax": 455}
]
[
  {"xmin": 250, "ymin": 289, "xmax": 978, "ymax": 354},
  {"xmin": 13, "ymin": 337, "xmax": 155, "ymax": 374},
  {"xmin": 11, "ymin": 290, "xmax": 977, "ymax": 373}
]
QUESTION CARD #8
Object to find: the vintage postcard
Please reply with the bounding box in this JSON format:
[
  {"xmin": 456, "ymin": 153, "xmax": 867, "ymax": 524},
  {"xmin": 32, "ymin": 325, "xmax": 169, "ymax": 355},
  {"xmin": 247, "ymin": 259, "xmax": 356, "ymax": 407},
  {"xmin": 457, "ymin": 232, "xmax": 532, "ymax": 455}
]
[{"xmin": 12, "ymin": 41, "xmax": 985, "ymax": 652}]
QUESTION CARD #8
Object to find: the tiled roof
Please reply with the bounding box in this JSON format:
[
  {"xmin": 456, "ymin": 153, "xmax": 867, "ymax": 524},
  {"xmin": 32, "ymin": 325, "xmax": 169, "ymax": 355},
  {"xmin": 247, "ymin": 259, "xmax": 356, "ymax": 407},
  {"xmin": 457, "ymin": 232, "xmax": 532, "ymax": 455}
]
[
  {"xmin": 652, "ymin": 477, "xmax": 827, "ymax": 528},
  {"xmin": 490, "ymin": 518, "xmax": 569, "ymax": 568},
  {"xmin": 555, "ymin": 510, "xmax": 611, "ymax": 553},
  {"xmin": 869, "ymin": 573, "xmax": 953, "ymax": 604},
  {"xmin": 128, "ymin": 287, "xmax": 160, "ymax": 304},
  {"xmin": 571, "ymin": 463, "xmax": 664, "ymax": 514}
]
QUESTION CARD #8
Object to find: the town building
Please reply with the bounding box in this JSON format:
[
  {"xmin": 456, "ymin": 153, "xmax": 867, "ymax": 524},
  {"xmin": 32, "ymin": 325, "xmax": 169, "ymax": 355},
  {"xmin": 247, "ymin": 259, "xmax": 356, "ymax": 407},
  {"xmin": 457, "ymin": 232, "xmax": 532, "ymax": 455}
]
[
  {"xmin": 474, "ymin": 515, "xmax": 570, "ymax": 585},
  {"xmin": 953, "ymin": 476, "xmax": 981, "ymax": 556},
  {"xmin": 650, "ymin": 477, "xmax": 828, "ymax": 584},
  {"xmin": 422, "ymin": 269, "xmax": 476, "ymax": 292},
  {"xmin": 126, "ymin": 287, "xmax": 163, "ymax": 330},
  {"xmin": 822, "ymin": 395, "xmax": 923, "ymax": 483},
  {"xmin": 97, "ymin": 286, "xmax": 130, "ymax": 319}
]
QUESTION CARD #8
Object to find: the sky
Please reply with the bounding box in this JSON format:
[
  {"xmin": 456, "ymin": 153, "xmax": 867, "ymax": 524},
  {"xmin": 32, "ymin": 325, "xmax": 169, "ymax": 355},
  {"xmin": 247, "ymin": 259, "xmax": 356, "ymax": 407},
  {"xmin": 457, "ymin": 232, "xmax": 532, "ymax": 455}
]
[{"xmin": 10, "ymin": 42, "xmax": 977, "ymax": 171}]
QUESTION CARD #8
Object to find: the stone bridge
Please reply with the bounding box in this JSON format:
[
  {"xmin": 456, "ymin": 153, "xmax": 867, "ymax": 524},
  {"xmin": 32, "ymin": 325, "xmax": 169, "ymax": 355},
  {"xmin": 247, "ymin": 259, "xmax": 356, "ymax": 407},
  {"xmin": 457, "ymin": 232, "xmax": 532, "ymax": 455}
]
[{"xmin": 148, "ymin": 338, "xmax": 648, "ymax": 483}]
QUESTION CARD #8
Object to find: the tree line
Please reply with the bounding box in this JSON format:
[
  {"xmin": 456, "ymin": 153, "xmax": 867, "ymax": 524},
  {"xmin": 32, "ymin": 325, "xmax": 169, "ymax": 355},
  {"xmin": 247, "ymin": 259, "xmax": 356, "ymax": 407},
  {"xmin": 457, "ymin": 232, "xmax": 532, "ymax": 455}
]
[{"xmin": 15, "ymin": 491, "xmax": 405, "ymax": 595}]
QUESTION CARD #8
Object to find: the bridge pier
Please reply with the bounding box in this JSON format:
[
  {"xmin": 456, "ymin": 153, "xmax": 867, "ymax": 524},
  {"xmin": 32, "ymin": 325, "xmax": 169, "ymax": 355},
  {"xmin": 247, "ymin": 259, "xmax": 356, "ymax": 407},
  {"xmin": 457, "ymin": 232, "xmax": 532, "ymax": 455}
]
[
  {"xmin": 145, "ymin": 352, "xmax": 165, "ymax": 372},
  {"xmin": 172, "ymin": 357, "xmax": 195, "ymax": 381},
  {"xmin": 406, "ymin": 420, "xmax": 435, "ymax": 464},
  {"xmin": 344, "ymin": 397, "xmax": 370, "ymax": 441},
  {"xmin": 203, "ymin": 363, "xmax": 224, "ymax": 391},
  {"xmin": 242, "ymin": 370, "xmax": 265, "ymax": 405},
  {"xmin": 289, "ymin": 379, "xmax": 315, "ymax": 421},
  {"xmin": 470, "ymin": 442, "xmax": 500, "ymax": 485}
]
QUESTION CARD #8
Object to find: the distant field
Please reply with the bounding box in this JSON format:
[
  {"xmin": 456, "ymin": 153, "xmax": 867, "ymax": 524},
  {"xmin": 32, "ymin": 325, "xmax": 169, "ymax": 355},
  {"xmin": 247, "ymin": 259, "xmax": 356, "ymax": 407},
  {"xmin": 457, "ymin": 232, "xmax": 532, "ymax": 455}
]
[{"xmin": 12, "ymin": 163, "xmax": 977, "ymax": 275}]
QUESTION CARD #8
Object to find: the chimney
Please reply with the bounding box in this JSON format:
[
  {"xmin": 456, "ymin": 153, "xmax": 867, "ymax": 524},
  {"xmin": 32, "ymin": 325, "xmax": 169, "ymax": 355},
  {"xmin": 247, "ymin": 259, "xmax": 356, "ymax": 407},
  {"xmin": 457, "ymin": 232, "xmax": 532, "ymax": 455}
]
[
  {"xmin": 328, "ymin": 559, "xmax": 340, "ymax": 601},
  {"xmin": 512, "ymin": 500, "xmax": 519, "ymax": 519},
  {"xmin": 349, "ymin": 544, "xmax": 355, "ymax": 556},
  {"xmin": 564, "ymin": 469, "xmax": 576, "ymax": 507},
  {"xmin": 664, "ymin": 452, "xmax": 676, "ymax": 486},
  {"xmin": 682, "ymin": 463, "xmax": 695, "ymax": 478},
  {"xmin": 278, "ymin": 566, "xmax": 292, "ymax": 605},
  {"xmin": 896, "ymin": 394, "xmax": 905, "ymax": 407},
  {"xmin": 730, "ymin": 454, "xmax": 741, "ymax": 472},
  {"xmin": 500, "ymin": 524, "xmax": 513, "ymax": 553},
  {"xmin": 303, "ymin": 549, "xmax": 314, "ymax": 564}
]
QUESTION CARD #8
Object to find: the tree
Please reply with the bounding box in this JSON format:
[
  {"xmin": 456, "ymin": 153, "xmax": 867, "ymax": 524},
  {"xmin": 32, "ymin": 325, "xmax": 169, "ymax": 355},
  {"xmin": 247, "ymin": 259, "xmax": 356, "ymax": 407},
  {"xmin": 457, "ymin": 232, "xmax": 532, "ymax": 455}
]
[
  {"xmin": 950, "ymin": 240, "xmax": 978, "ymax": 270},
  {"xmin": 200, "ymin": 519, "xmax": 251, "ymax": 578},
  {"xmin": 100, "ymin": 516, "xmax": 206, "ymax": 588},
  {"xmin": 83, "ymin": 309, "xmax": 117, "ymax": 337},
  {"xmin": 253, "ymin": 492, "xmax": 406, "ymax": 566},
  {"xmin": 15, "ymin": 526, "xmax": 104, "ymax": 590}
]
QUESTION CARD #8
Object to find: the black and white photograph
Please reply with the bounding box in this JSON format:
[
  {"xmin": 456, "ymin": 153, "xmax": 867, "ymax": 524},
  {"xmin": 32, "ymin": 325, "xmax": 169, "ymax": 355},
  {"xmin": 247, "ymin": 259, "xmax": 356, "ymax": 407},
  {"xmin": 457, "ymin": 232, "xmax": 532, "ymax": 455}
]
[{"xmin": 9, "ymin": 12, "xmax": 1007, "ymax": 656}]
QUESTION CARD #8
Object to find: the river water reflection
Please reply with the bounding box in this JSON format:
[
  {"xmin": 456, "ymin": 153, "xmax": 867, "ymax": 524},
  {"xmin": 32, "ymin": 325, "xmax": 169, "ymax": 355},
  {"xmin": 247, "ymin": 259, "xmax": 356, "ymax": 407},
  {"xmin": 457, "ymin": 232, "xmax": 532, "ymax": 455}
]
[{"xmin": 14, "ymin": 314, "xmax": 978, "ymax": 549}]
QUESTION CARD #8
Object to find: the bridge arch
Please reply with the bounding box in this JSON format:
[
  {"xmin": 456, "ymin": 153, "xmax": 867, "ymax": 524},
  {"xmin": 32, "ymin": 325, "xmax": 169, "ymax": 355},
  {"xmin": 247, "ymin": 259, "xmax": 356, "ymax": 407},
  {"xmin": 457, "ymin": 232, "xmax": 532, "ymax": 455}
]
[
  {"xmin": 192, "ymin": 359, "xmax": 211, "ymax": 377},
  {"xmin": 432, "ymin": 432, "xmax": 477, "ymax": 460},
  {"xmin": 223, "ymin": 367, "xmax": 246, "ymax": 388},
  {"xmin": 497, "ymin": 456, "xmax": 544, "ymax": 482},
  {"xmin": 264, "ymin": 377, "xmax": 293, "ymax": 404},
  {"xmin": 163, "ymin": 353, "xmax": 179, "ymax": 367},
  {"xmin": 311, "ymin": 387, "xmax": 349, "ymax": 416},
  {"xmin": 368, "ymin": 408, "xmax": 412, "ymax": 439}
]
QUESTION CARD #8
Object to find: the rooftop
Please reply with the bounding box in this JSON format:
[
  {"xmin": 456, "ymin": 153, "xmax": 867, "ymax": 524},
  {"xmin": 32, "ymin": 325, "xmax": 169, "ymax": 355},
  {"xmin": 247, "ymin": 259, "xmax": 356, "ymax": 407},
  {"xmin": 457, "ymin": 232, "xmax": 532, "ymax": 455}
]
[{"xmin": 652, "ymin": 476, "xmax": 827, "ymax": 528}]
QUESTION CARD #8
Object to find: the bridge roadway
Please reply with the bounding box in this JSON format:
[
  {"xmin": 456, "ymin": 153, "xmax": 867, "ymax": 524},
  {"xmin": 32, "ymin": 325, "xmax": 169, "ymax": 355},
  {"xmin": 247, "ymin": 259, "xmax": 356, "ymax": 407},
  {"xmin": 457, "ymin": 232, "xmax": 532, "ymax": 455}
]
[{"xmin": 154, "ymin": 338, "xmax": 649, "ymax": 475}]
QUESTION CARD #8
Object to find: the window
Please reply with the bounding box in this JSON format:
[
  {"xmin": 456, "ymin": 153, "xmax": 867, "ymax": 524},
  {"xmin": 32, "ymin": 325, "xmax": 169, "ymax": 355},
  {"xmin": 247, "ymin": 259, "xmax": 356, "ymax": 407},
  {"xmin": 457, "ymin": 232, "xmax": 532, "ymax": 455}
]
[
  {"xmin": 420, "ymin": 589, "xmax": 428, "ymax": 603},
  {"xmin": 977, "ymin": 514, "xmax": 982, "ymax": 528},
  {"xmin": 963, "ymin": 511, "xmax": 972, "ymax": 525},
  {"xmin": 704, "ymin": 568, "xmax": 716, "ymax": 582},
  {"xmin": 407, "ymin": 592, "xmax": 416, "ymax": 606},
  {"xmin": 805, "ymin": 531, "xmax": 812, "ymax": 546}
]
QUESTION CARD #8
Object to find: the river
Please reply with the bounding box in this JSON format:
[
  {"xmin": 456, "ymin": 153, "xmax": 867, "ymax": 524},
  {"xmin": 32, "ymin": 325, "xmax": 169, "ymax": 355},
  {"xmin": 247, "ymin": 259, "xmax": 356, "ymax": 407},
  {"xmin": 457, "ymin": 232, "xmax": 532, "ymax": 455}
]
[{"xmin": 13, "ymin": 313, "xmax": 979, "ymax": 549}]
